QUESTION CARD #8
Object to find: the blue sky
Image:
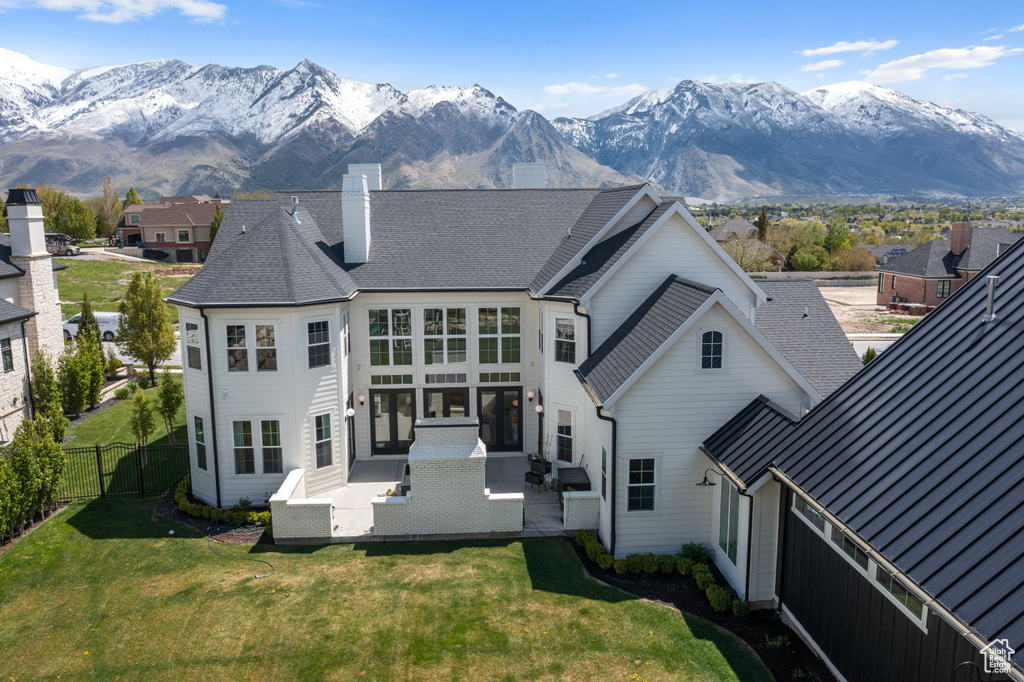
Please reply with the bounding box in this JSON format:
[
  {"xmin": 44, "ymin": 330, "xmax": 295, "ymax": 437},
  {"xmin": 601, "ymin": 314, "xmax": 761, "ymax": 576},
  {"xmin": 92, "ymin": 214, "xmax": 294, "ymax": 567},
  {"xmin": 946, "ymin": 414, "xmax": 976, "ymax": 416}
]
[{"xmin": 1, "ymin": 0, "xmax": 1023, "ymax": 129}]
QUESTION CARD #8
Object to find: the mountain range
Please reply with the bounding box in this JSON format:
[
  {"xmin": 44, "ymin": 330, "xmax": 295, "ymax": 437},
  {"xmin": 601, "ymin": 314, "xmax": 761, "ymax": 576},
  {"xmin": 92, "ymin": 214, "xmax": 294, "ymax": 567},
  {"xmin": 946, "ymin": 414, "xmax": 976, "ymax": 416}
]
[{"xmin": 0, "ymin": 47, "xmax": 1022, "ymax": 201}]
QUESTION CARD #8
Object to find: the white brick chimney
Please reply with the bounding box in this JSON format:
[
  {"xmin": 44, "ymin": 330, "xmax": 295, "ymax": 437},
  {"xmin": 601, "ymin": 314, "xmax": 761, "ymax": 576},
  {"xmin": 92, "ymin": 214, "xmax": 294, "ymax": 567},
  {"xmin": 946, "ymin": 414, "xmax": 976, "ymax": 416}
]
[
  {"xmin": 341, "ymin": 174, "xmax": 371, "ymax": 263},
  {"xmin": 512, "ymin": 162, "xmax": 546, "ymax": 189},
  {"xmin": 347, "ymin": 163, "xmax": 382, "ymax": 191},
  {"xmin": 6, "ymin": 188, "xmax": 63, "ymax": 359}
]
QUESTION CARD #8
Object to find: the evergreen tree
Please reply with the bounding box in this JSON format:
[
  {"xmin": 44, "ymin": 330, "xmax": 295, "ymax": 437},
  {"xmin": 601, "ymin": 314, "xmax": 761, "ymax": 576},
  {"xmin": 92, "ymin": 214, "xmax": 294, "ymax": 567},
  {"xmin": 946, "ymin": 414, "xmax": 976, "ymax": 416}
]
[
  {"xmin": 757, "ymin": 205, "xmax": 770, "ymax": 242},
  {"xmin": 130, "ymin": 389, "xmax": 156, "ymax": 447},
  {"xmin": 210, "ymin": 204, "xmax": 224, "ymax": 244},
  {"xmin": 78, "ymin": 336, "xmax": 104, "ymax": 410},
  {"xmin": 57, "ymin": 344, "xmax": 87, "ymax": 418},
  {"xmin": 0, "ymin": 194, "xmax": 7, "ymax": 233},
  {"xmin": 863, "ymin": 347, "xmax": 878, "ymax": 365},
  {"xmin": 117, "ymin": 272, "xmax": 176, "ymax": 385},
  {"xmin": 78, "ymin": 293, "xmax": 100, "ymax": 344},
  {"xmin": 124, "ymin": 187, "xmax": 143, "ymax": 206},
  {"xmin": 30, "ymin": 351, "xmax": 66, "ymax": 442},
  {"xmin": 156, "ymin": 371, "xmax": 184, "ymax": 444}
]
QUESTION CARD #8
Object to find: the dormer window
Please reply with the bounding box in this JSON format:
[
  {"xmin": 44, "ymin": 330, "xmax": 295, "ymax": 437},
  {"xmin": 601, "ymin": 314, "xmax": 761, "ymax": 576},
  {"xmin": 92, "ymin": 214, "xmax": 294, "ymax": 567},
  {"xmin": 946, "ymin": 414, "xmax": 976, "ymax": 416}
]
[
  {"xmin": 701, "ymin": 330, "xmax": 723, "ymax": 370},
  {"xmin": 130, "ymin": 214, "xmax": 139, "ymax": 225}
]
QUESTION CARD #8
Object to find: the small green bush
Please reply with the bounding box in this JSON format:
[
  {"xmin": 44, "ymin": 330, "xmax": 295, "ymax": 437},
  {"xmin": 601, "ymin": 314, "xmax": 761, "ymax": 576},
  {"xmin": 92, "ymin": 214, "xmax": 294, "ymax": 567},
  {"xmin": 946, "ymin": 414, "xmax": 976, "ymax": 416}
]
[
  {"xmin": 677, "ymin": 541, "xmax": 713, "ymax": 565},
  {"xmin": 640, "ymin": 553, "xmax": 659, "ymax": 575},
  {"xmin": 693, "ymin": 564, "xmax": 715, "ymax": 590},
  {"xmin": 596, "ymin": 554, "xmax": 614, "ymax": 571},
  {"xmin": 614, "ymin": 559, "xmax": 627, "ymax": 575},
  {"xmin": 677, "ymin": 558, "xmax": 695, "ymax": 576},
  {"xmin": 576, "ymin": 529, "xmax": 598, "ymax": 546},
  {"xmin": 125, "ymin": 381, "xmax": 139, "ymax": 393},
  {"xmin": 625, "ymin": 553, "xmax": 643, "ymax": 574},
  {"xmin": 175, "ymin": 476, "xmax": 272, "ymax": 535},
  {"xmin": 732, "ymin": 598, "xmax": 751, "ymax": 618},
  {"xmin": 658, "ymin": 554, "xmax": 677, "ymax": 574},
  {"xmin": 585, "ymin": 540, "xmax": 605, "ymax": 562},
  {"xmin": 707, "ymin": 585, "xmax": 731, "ymax": 612},
  {"xmin": 114, "ymin": 387, "xmax": 131, "ymax": 400},
  {"xmin": 136, "ymin": 375, "xmax": 151, "ymax": 389}
]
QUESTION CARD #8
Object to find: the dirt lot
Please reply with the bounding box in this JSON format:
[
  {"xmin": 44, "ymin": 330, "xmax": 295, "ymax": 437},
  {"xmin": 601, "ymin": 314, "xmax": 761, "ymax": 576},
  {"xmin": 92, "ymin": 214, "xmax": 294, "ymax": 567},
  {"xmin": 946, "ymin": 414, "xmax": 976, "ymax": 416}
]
[{"xmin": 820, "ymin": 286, "xmax": 922, "ymax": 334}]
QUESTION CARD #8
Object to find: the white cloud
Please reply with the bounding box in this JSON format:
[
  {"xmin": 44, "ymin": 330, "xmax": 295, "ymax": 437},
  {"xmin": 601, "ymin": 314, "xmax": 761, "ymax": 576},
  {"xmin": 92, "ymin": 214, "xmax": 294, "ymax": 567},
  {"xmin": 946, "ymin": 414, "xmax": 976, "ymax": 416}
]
[
  {"xmin": 941, "ymin": 73, "xmax": 969, "ymax": 80},
  {"xmin": 984, "ymin": 34, "xmax": 1004, "ymax": 41},
  {"xmin": 606, "ymin": 72, "xmax": 618, "ymax": 79},
  {"xmin": 801, "ymin": 59, "xmax": 844, "ymax": 72},
  {"xmin": 0, "ymin": 0, "xmax": 226, "ymax": 23},
  {"xmin": 800, "ymin": 39, "xmax": 899, "ymax": 57},
  {"xmin": 865, "ymin": 45, "xmax": 1024, "ymax": 83},
  {"xmin": 729, "ymin": 74, "xmax": 758, "ymax": 84},
  {"xmin": 544, "ymin": 82, "xmax": 648, "ymax": 98},
  {"xmin": 1010, "ymin": 23, "xmax": 1024, "ymax": 32}
]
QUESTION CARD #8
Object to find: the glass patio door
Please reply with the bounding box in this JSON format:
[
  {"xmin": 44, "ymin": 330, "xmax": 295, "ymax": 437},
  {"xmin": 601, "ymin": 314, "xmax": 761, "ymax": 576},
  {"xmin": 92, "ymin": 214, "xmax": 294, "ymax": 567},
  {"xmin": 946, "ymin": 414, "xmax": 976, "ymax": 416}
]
[
  {"xmin": 424, "ymin": 388, "xmax": 469, "ymax": 418},
  {"xmin": 478, "ymin": 387, "xmax": 522, "ymax": 452},
  {"xmin": 370, "ymin": 389, "xmax": 416, "ymax": 455}
]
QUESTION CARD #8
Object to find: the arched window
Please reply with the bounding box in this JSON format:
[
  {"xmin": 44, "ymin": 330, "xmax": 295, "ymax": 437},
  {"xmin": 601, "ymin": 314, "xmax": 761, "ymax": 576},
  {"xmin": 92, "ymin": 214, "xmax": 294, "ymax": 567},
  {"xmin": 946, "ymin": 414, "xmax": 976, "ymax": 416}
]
[{"xmin": 701, "ymin": 330, "xmax": 723, "ymax": 370}]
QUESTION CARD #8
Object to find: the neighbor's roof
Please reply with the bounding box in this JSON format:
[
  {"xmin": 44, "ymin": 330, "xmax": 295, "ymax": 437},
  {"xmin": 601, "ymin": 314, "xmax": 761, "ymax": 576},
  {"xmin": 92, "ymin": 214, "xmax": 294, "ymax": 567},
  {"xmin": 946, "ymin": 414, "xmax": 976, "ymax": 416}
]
[
  {"xmin": 957, "ymin": 227, "xmax": 1023, "ymax": 270},
  {"xmin": 169, "ymin": 187, "xmax": 645, "ymax": 307},
  {"xmin": 122, "ymin": 197, "xmax": 226, "ymax": 229},
  {"xmin": 575, "ymin": 275, "xmax": 715, "ymax": 405},
  {"xmin": 710, "ymin": 236, "xmax": 1024, "ymax": 664},
  {"xmin": 0, "ymin": 298, "xmax": 35, "ymax": 325},
  {"xmin": 875, "ymin": 238, "xmax": 958, "ymax": 278},
  {"xmin": 753, "ymin": 281, "xmax": 862, "ymax": 397},
  {"xmin": 709, "ymin": 219, "xmax": 757, "ymax": 241}
]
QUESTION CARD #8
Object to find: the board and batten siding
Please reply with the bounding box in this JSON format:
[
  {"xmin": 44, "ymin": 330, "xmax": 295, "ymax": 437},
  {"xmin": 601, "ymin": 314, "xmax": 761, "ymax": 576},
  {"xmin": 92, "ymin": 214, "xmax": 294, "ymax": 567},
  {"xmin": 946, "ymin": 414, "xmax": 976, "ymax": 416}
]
[
  {"xmin": 612, "ymin": 304, "xmax": 807, "ymax": 565},
  {"xmin": 586, "ymin": 212, "xmax": 761, "ymax": 349}
]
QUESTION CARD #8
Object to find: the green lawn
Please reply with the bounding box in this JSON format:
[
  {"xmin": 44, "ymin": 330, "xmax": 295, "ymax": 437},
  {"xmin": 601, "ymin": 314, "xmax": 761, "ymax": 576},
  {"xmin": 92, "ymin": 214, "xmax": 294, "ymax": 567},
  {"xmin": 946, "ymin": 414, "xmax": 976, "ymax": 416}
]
[
  {"xmin": 55, "ymin": 257, "xmax": 197, "ymax": 324},
  {"xmin": 0, "ymin": 499, "xmax": 772, "ymax": 681},
  {"xmin": 65, "ymin": 385, "xmax": 187, "ymax": 449}
]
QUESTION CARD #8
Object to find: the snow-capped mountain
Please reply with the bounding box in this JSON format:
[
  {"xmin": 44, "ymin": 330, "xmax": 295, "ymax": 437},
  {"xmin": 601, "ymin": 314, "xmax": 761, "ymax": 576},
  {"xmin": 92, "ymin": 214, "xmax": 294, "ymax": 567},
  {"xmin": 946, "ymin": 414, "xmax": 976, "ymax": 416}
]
[{"xmin": 553, "ymin": 80, "xmax": 1024, "ymax": 198}]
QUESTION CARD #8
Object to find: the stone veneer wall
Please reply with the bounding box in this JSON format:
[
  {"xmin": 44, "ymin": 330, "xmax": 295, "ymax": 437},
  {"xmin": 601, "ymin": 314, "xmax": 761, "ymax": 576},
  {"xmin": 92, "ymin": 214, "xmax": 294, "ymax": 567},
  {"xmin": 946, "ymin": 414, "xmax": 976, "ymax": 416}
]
[
  {"xmin": 0, "ymin": 319, "xmax": 31, "ymax": 442},
  {"xmin": 10, "ymin": 254, "xmax": 63, "ymax": 359},
  {"xmin": 373, "ymin": 420, "xmax": 524, "ymax": 536},
  {"xmin": 562, "ymin": 490, "xmax": 600, "ymax": 531},
  {"xmin": 269, "ymin": 469, "xmax": 334, "ymax": 542}
]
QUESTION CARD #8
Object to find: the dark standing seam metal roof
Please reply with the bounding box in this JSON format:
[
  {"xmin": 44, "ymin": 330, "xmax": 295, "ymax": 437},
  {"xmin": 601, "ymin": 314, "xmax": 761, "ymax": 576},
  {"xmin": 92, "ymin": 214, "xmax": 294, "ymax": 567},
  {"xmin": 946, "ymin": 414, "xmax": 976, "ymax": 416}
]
[
  {"xmin": 0, "ymin": 298, "xmax": 35, "ymax": 325},
  {"xmin": 876, "ymin": 238, "xmax": 959, "ymax": 278},
  {"xmin": 700, "ymin": 395, "xmax": 796, "ymax": 489},
  {"xmin": 711, "ymin": 237, "xmax": 1024, "ymax": 664},
  {"xmin": 575, "ymin": 276, "xmax": 715, "ymax": 405},
  {"xmin": 169, "ymin": 188, "xmax": 648, "ymax": 306},
  {"xmin": 754, "ymin": 281, "xmax": 862, "ymax": 397}
]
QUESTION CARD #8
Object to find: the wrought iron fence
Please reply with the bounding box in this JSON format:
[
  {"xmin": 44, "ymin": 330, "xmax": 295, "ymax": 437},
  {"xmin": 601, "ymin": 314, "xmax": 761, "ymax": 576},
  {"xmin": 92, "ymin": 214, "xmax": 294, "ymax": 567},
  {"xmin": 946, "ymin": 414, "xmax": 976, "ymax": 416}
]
[{"xmin": 58, "ymin": 442, "xmax": 189, "ymax": 502}]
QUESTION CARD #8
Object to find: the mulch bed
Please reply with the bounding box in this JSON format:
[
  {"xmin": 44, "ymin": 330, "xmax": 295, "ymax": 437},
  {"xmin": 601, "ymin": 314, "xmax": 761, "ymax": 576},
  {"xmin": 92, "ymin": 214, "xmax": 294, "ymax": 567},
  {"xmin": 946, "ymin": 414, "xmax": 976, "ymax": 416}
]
[
  {"xmin": 153, "ymin": 483, "xmax": 270, "ymax": 546},
  {"xmin": 566, "ymin": 537, "xmax": 836, "ymax": 682}
]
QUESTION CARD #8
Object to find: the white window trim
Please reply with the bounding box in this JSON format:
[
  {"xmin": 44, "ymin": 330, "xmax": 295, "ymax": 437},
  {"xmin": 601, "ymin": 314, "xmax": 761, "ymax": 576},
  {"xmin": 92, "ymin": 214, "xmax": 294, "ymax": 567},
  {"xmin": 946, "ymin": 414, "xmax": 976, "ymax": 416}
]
[
  {"xmin": 231, "ymin": 419, "xmax": 256, "ymax": 475},
  {"xmin": 154, "ymin": 231, "xmax": 166, "ymax": 243},
  {"xmin": 130, "ymin": 214, "xmax": 140, "ymax": 224},
  {"xmin": 791, "ymin": 495, "xmax": 928, "ymax": 632},
  {"xmin": 176, "ymin": 229, "xmax": 192, "ymax": 244},
  {"xmin": 624, "ymin": 453, "xmax": 660, "ymax": 514},
  {"xmin": 698, "ymin": 328, "xmax": 726, "ymax": 372},
  {"xmin": 554, "ymin": 406, "xmax": 575, "ymax": 464},
  {"xmin": 225, "ymin": 323, "xmax": 249, "ymax": 373},
  {"xmin": 304, "ymin": 316, "xmax": 334, "ymax": 370},
  {"xmin": 312, "ymin": 412, "xmax": 335, "ymax": 470},
  {"xmin": 259, "ymin": 418, "xmax": 285, "ymax": 475},
  {"xmin": 255, "ymin": 323, "xmax": 278, "ymax": 372},
  {"xmin": 191, "ymin": 413, "xmax": 209, "ymax": 473},
  {"xmin": 719, "ymin": 482, "xmax": 740, "ymax": 566},
  {"xmin": 554, "ymin": 316, "xmax": 577, "ymax": 364},
  {"xmin": 184, "ymin": 321, "xmax": 203, "ymax": 371}
]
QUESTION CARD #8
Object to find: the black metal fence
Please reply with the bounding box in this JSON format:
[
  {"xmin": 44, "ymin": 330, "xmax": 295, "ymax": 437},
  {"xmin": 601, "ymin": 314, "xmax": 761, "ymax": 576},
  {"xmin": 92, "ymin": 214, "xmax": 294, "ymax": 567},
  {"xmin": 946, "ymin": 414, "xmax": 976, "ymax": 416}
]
[{"xmin": 58, "ymin": 442, "xmax": 190, "ymax": 502}]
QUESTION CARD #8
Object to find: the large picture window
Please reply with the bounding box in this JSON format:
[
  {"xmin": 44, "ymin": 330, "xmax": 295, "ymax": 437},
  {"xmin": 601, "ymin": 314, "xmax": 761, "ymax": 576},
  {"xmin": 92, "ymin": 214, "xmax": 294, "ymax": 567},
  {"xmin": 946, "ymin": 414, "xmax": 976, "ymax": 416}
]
[
  {"xmin": 261, "ymin": 420, "xmax": 283, "ymax": 474},
  {"xmin": 226, "ymin": 325, "xmax": 248, "ymax": 372},
  {"xmin": 701, "ymin": 330, "xmax": 723, "ymax": 370},
  {"xmin": 554, "ymin": 318, "xmax": 576, "ymax": 364},
  {"xmin": 315, "ymin": 414, "xmax": 332, "ymax": 468},
  {"xmin": 308, "ymin": 320, "xmax": 331, "ymax": 368},
  {"xmin": 478, "ymin": 307, "xmax": 520, "ymax": 364},
  {"xmin": 369, "ymin": 309, "xmax": 412, "ymax": 366},
  {"xmin": 232, "ymin": 421, "xmax": 255, "ymax": 474},
  {"xmin": 627, "ymin": 458, "xmax": 655, "ymax": 511},
  {"xmin": 719, "ymin": 482, "xmax": 740, "ymax": 565},
  {"xmin": 185, "ymin": 322, "xmax": 202, "ymax": 370},
  {"xmin": 424, "ymin": 307, "xmax": 467, "ymax": 365}
]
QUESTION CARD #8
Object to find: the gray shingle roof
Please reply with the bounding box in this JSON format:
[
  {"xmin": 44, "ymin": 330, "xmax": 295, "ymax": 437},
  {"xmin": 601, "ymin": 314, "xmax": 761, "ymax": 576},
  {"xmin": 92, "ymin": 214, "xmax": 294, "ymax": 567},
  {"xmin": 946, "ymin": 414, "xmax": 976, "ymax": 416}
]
[
  {"xmin": 754, "ymin": 281, "xmax": 862, "ymax": 397},
  {"xmin": 0, "ymin": 298, "xmax": 35, "ymax": 325},
  {"xmin": 170, "ymin": 187, "xmax": 645, "ymax": 306},
  {"xmin": 709, "ymin": 236, "xmax": 1024, "ymax": 663},
  {"xmin": 575, "ymin": 276, "xmax": 715, "ymax": 405},
  {"xmin": 0, "ymin": 234, "xmax": 65, "ymax": 277},
  {"xmin": 958, "ymin": 227, "xmax": 1023, "ymax": 270},
  {"xmin": 876, "ymin": 238, "xmax": 958, "ymax": 278}
]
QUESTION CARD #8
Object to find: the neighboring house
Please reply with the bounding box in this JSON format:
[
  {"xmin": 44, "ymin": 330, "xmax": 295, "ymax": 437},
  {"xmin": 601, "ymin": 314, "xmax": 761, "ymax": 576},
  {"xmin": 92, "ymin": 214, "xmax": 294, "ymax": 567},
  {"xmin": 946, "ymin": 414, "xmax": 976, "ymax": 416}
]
[
  {"xmin": 876, "ymin": 223, "xmax": 1023, "ymax": 310},
  {"xmin": 167, "ymin": 164, "xmax": 861, "ymax": 559},
  {"xmin": 720, "ymin": 238, "xmax": 786, "ymax": 272},
  {"xmin": 119, "ymin": 194, "xmax": 228, "ymax": 263},
  {"xmin": 709, "ymin": 218, "xmax": 757, "ymax": 241},
  {"xmin": 858, "ymin": 243, "xmax": 915, "ymax": 266},
  {"xmin": 0, "ymin": 189, "xmax": 67, "ymax": 440},
  {"xmin": 702, "ymin": 240, "xmax": 1024, "ymax": 680}
]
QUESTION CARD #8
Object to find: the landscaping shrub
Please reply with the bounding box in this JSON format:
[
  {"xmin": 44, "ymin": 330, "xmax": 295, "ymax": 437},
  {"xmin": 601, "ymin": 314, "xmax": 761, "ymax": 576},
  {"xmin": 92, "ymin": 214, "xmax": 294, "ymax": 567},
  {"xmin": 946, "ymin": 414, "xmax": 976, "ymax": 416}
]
[
  {"xmin": 640, "ymin": 552, "xmax": 659, "ymax": 575},
  {"xmin": 175, "ymin": 476, "xmax": 272, "ymax": 535},
  {"xmin": 576, "ymin": 529, "xmax": 598, "ymax": 546},
  {"xmin": 105, "ymin": 347, "xmax": 122, "ymax": 376},
  {"xmin": 585, "ymin": 540, "xmax": 605, "ymax": 562},
  {"xmin": 693, "ymin": 564, "xmax": 715, "ymax": 590},
  {"xmin": 0, "ymin": 419, "xmax": 66, "ymax": 543},
  {"xmin": 657, "ymin": 554, "xmax": 676, "ymax": 574},
  {"xmin": 732, "ymin": 598, "xmax": 751, "ymax": 618},
  {"xmin": 136, "ymin": 375, "xmax": 151, "ymax": 389},
  {"xmin": 677, "ymin": 557, "xmax": 695, "ymax": 576},
  {"xmin": 114, "ymin": 387, "xmax": 131, "ymax": 400},
  {"xmin": 707, "ymin": 585, "xmax": 731, "ymax": 612},
  {"xmin": 596, "ymin": 554, "xmax": 614, "ymax": 571},
  {"xmin": 624, "ymin": 553, "xmax": 642, "ymax": 574},
  {"xmin": 613, "ymin": 559, "xmax": 627, "ymax": 575},
  {"xmin": 677, "ymin": 541, "xmax": 713, "ymax": 565}
]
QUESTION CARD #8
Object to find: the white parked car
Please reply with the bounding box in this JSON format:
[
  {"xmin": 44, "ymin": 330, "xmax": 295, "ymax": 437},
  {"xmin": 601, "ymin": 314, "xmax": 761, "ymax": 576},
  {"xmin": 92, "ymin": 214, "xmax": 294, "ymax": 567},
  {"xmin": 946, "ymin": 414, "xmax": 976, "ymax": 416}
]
[{"xmin": 63, "ymin": 312, "xmax": 123, "ymax": 342}]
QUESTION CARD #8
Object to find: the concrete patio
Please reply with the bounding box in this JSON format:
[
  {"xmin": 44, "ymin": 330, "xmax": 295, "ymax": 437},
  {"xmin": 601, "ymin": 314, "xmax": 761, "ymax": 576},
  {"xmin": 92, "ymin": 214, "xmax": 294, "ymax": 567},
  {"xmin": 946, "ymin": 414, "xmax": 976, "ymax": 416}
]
[{"xmin": 328, "ymin": 455, "xmax": 563, "ymax": 542}]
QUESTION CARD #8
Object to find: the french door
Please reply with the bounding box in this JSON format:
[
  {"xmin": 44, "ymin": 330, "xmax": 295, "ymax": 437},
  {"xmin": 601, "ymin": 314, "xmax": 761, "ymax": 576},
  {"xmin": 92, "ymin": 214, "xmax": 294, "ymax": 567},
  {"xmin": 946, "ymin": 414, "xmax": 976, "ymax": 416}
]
[
  {"xmin": 424, "ymin": 388, "xmax": 469, "ymax": 418},
  {"xmin": 478, "ymin": 387, "xmax": 523, "ymax": 452},
  {"xmin": 370, "ymin": 389, "xmax": 416, "ymax": 455}
]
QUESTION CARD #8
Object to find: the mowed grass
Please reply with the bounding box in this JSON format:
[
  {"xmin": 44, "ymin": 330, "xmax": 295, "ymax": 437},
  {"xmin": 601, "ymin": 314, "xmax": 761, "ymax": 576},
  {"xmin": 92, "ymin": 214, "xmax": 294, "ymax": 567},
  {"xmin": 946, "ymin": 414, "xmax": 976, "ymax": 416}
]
[
  {"xmin": 64, "ymin": 385, "xmax": 187, "ymax": 449},
  {"xmin": 0, "ymin": 498, "xmax": 772, "ymax": 682},
  {"xmin": 55, "ymin": 257, "xmax": 198, "ymax": 324}
]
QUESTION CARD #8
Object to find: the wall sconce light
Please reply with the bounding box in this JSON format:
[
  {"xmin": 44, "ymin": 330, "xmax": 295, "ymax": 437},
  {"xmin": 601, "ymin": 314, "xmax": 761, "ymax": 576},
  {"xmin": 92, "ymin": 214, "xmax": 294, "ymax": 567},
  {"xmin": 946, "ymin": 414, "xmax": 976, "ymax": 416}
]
[
  {"xmin": 357, "ymin": 394, "xmax": 365, "ymax": 406},
  {"xmin": 527, "ymin": 390, "xmax": 535, "ymax": 402},
  {"xmin": 696, "ymin": 468, "xmax": 724, "ymax": 487},
  {"xmin": 535, "ymin": 404, "xmax": 544, "ymax": 414},
  {"xmin": 345, "ymin": 407, "xmax": 356, "ymax": 418}
]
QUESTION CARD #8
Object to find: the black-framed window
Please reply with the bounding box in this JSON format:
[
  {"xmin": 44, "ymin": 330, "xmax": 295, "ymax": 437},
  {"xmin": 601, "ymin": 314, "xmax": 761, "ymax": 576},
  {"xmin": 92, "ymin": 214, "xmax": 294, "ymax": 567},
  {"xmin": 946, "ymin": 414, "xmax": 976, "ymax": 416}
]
[
  {"xmin": 226, "ymin": 325, "xmax": 248, "ymax": 372},
  {"xmin": 478, "ymin": 307, "xmax": 520, "ymax": 364},
  {"xmin": 556, "ymin": 409, "xmax": 573, "ymax": 462},
  {"xmin": 424, "ymin": 307, "xmax": 467, "ymax": 365},
  {"xmin": 194, "ymin": 416, "xmax": 207, "ymax": 470},
  {"xmin": 232, "ymin": 420, "xmax": 255, "ymax": 474},
  {"xmin": 315, "ymin": 414, "xmax": 332, "ymax": 468},
  {"xmin": 701, "ymin": 330, "xmax": 723, "ymax": 370},
  {"xmin": 627, "ymin": 458, "xmax": 655, "ymax": 511},
  {"xmin": 877, "ymin": 273, "xmax": 884, "ymax": 294},
  {"xmin": 369, "ymin": 309, "xmax": 411, "ymax": 366},
  {"xmin": 308, "ymin": 320, "xmax": 330, "ymax": 368},
  {"xmin": 937, "ymin": 280, "xmax": 951, "ymax": 298},
  {"xmin": 256, "ymin": 324, "xmax": 277, "ymax": 371},
  {"xmin": 0, "ymin": 338, "xmax": 12, "ymax": 373},
  {"xmin": 261, "ymin": 420, "xmax": 283, "ymax": 474},
  {"xmin": 719, "ymin": 482, "xmax": 740, "ymax": 565},
  {"xmin": 185, "ymin": 322, "xmax": 202, "ymax": 370},
  {"xmin": 554, "ymin": 318, "xmax": 576, "ymax": 364}
]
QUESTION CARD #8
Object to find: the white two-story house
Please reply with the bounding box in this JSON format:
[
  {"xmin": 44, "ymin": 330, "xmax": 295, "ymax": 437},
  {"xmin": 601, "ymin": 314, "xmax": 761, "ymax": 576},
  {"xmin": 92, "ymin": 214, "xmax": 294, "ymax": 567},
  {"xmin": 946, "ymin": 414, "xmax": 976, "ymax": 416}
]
[{"xmin": 168, "ymin": 164, "xmax": 860, "ymax": 602}]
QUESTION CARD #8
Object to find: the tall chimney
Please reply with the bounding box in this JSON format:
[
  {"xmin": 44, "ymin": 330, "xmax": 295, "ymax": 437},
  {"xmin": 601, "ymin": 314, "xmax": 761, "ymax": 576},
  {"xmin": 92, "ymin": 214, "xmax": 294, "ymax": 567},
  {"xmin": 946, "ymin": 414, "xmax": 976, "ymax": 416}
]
[
  {"xmin": 512, "ymin": 163, "xmax": 546, "ymax": 189},
  {"xmin": 950, "ymin": 222, "xmax": 970, "ymax": 256},
  {"xmin": 347, "ymin": 163, "xmax": 382, "ymax": 191},
  {"xmin": 6, "ymin": 188, "xmax": 63, "ymax": 358},
  {"xmin": 342, "ymin": 174, "xmax": 371, "ymax": 264}
]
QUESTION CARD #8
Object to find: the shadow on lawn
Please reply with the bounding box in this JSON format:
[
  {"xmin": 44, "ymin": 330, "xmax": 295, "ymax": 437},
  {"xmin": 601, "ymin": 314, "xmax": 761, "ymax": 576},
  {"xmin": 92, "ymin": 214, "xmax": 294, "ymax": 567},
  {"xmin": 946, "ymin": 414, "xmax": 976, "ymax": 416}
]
[{"xmin": 66, "ymin": 496, "xmax": 201, "ymax": 540}]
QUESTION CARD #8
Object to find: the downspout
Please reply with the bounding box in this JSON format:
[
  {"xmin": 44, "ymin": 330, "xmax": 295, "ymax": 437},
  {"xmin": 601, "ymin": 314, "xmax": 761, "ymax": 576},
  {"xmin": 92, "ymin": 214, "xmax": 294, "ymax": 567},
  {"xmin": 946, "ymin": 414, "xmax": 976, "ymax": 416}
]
[
  {"xmin": 594, "ymin": 405, "xmax": 617, "ymax": 556},
  {"xmin": 199, "ymin": 307, "xmax": 222, "ymax": 509},
  {"xmin": 572, "ymin": 301, "xmax": 592, "ymax": 359}
]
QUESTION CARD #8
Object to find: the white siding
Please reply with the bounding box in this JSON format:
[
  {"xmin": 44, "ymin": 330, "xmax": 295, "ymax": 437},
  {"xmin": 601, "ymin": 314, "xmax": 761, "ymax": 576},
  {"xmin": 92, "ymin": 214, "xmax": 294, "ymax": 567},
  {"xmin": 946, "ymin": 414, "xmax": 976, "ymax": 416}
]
[
  {"xmin": 612, "ymin": 304, "xmax": 806, "ymax": 558},
  {"xmin": 179, "ymin": 308, "xmax": 215, "ymax": 505},
  {"xmin": 752, "ymin": 479, "xmax": 781, "ymax": 603},
  {"xmin": 587, "ymin": 213, "xmax": 760, "ymax": 348}
]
